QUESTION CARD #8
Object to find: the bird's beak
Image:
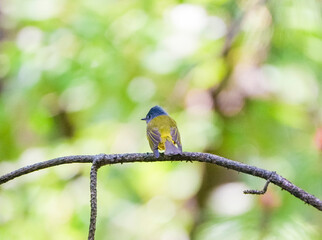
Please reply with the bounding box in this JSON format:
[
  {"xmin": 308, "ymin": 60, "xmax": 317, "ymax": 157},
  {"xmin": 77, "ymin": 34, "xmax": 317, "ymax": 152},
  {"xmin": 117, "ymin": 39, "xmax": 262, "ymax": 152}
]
[{"xmin": 141, "ymin": 117, "xmax": 147, "ymax": 121}]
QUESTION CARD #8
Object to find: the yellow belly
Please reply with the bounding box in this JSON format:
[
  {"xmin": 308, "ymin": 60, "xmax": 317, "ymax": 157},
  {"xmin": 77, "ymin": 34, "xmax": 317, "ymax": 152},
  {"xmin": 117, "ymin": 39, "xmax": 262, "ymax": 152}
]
[{"xmin": 147, "ymin": 115, "xmax": 176, "ymax": 150}]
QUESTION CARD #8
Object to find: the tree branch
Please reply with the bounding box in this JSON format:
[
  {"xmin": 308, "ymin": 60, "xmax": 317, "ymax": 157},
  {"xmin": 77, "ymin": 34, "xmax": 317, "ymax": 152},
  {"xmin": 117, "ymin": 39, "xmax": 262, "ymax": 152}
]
[
  {"xmin": 88, "ymin": 156, "xmax": 101, "ymax": 240},
  {"xmin": 244, "ymin": 178, "xmax": 271, "ymax": 195},
  {"xmin": 0, "ymin": 155, "xmax": 93, "ymax": 184},
  {"xmin": 211, "ymin": 0, "xmax": 270, "ymax": 111},
  {"xmin": 0, "ymin": 153, "xmax": 321, "ymax": 218}
]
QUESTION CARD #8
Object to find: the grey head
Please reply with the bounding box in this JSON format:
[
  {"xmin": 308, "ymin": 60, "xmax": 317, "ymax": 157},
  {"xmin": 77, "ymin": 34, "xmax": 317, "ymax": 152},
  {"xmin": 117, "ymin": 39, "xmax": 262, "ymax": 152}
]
[{"xmin": 141, "ymin": 106, "xmax": 168, "ymax": 123}]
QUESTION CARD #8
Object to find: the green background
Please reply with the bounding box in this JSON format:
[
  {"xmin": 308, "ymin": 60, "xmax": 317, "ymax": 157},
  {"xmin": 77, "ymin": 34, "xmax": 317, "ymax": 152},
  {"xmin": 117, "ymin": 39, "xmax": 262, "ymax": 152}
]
[{"xmin": 0, "ymin": 0, "xmax": 321, "ymax": 239}]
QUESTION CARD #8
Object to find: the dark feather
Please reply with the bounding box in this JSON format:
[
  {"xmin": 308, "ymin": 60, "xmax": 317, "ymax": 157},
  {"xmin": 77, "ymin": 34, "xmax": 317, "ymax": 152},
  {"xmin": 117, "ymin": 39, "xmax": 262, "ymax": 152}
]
[
  {"xmin": 147, "ymin": 128, "xmax": 161, "ymax": 156},
  {"xmin": 170, "ymin": 127, "xmax": 182, "ymax": 152},
  {"xmin": 165, "ymin": 140, "xmax": 181, "ymax": 155}
]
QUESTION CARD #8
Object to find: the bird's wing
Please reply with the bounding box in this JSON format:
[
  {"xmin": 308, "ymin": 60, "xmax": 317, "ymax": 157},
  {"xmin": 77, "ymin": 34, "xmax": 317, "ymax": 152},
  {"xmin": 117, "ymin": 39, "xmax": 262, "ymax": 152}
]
[
  {"xmin": 170, "ymin": 126, "xmax": 182, "ymax": 152},
  {"xmin": 147, "ymin": 128, "xmax": 161, "ymax": 150}
]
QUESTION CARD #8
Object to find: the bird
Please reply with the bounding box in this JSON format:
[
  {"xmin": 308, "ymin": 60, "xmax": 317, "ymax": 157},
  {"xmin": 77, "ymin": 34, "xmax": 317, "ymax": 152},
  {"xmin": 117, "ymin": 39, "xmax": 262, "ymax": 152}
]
[{"xmin": 141, "ymin": 106, "xmax": 182, "ymax": 158}]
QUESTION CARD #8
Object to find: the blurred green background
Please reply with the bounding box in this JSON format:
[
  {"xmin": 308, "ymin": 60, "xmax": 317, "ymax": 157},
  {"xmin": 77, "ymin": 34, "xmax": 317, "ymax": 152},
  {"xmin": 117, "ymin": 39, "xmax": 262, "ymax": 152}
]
[{"xmin": 0, "ymin": 0, "xmax": 321, "ymax": 239}]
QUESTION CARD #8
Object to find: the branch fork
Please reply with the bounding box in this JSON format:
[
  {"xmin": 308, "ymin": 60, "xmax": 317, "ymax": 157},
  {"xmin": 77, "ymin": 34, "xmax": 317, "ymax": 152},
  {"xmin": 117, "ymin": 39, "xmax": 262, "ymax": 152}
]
[{"xmin": 244, "ymin": 171, "xmax": 275, "ymax": 195}]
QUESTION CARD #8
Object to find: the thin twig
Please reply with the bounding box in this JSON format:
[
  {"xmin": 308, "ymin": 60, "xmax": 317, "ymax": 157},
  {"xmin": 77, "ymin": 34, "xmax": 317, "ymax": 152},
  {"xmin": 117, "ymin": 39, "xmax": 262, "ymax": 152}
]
[
  {"xmin": 88, "ymin": 156, "xmax": 102, "ymax": 240},
  {"xmin": 1, "ymin": 153, "xmax": 321, "ymax": 213},
  {"xmin": 244, "ymin": 179, "xmax": 271, "ymax": 195},
  {"xmin": 244, "ymin": 171, "xmax": 275, "ymax": 195}
]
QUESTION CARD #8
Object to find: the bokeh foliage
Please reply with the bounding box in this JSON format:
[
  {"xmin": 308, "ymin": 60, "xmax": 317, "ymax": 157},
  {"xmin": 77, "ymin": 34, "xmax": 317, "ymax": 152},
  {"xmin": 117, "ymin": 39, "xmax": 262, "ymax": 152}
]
[{"xmin": 0, "ymin": 0, "xmax": 321, "ymax": 239}]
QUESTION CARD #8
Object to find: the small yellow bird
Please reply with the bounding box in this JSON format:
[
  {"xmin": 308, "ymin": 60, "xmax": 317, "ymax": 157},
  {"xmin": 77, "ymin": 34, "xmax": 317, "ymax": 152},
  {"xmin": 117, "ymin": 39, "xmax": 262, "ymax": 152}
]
[{"xmin": 141, "ymin": 106, "xmax": 182, "ymax": 158}]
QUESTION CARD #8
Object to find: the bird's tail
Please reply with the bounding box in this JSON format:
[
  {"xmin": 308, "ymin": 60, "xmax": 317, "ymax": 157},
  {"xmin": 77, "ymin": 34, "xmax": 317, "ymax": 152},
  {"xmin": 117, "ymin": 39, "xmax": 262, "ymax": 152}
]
[{"xmin": 165, "ymin": 139, "xmax": 182, "ymax": 155}]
